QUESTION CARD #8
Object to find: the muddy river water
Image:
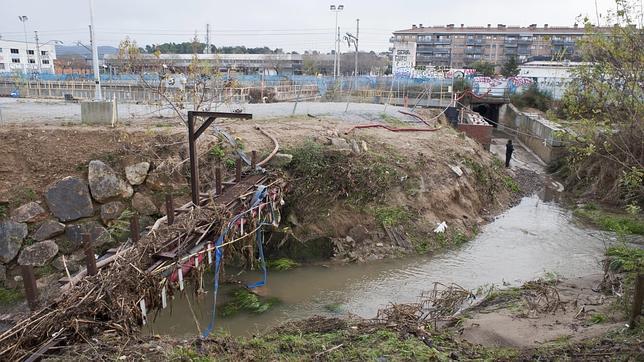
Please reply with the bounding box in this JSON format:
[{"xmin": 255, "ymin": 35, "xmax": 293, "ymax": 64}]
[{"xmin": 146, "ymin": 194, "xmax": 611, "ymax": 337}]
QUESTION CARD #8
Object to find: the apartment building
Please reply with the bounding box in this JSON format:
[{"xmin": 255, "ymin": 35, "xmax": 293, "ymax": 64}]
[
  {"xmin": 0, "ymin": 39, "xmax": 57, "ymax": 74},
  {"xmin": 391, "ymin": 23, "xmax": 607, "ymax": 73}
]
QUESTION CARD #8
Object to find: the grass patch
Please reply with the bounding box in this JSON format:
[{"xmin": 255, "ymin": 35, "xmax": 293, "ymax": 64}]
[
  {"xmin": 605, "ymin": 245, "xmax": 643, "ymax": 274},
  {"xmin": 482, "ymin": 286, "xmax": 524, "ymax": 309},
  {"xmin": 220, "ymin": 288, "xmax": 279, "ymax": 317},
  {"xmin": 35, "ymin": 264, "xmax": 57, "ymax": 278},
  {"xmin": 241, "ymin": 328, "xmax": 448, "ymax": 360},
  {"xmin": 107, "ymin": 209, "xmax": 135, "ymax": 241},
  {"xmin": 286, "ymin": 141, "xmax": 400, "ymax": 214},
  {"xmin": 0, "ymin": 205, "xmax": 7, "ymax": 219},
  {"xmin": 374, "ymin": 207, "xmax": 411, "ymax": 227},
  {"xmin": 589, "ymin": 313, "xmax": 607, "ymax": 324},
  {"xmin": 503, "ymin": 176, "xmax": 520, "ymax": 193},
  {"xmin": 378, "ymin": 113, "xmax": 405, "ymax": 126},
  {"xmin": 574, "ymin": 206, "xmax": 644, "ymax": 235},
  {"xmin": 208, "ymin": 144, "xmax": 226, "ymax": 162},
  {"xmin": 169, "ymin": 346, "xmax": 212, "ymax": 362},
  {"xmin": 0, "ymin": 287, "xmax": 23, "ymax": 305},
  {"xmin": 266, "ymin": 258, "xmax": 299, "ymax": 271}
]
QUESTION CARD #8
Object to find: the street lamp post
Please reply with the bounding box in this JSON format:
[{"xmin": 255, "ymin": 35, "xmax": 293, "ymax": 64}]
[
  {"xmin": 329, "ymin": 4, "xmax": 344, "ymax": 78},
  {"xmin": 18, "ymin": 16, "xmax": 29, "ymax": 75},
  {"xmin": 344, "ymin": 18, "xmax": 359, "ymax": 79},
  {"xmin": 89, "ymin": 0, "xmax": 102, "ymax": 101}
]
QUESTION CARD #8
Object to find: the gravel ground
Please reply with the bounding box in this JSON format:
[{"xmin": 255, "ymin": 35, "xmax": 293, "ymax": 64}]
[{"xmin": 0, "ymin": 97, "xmax": 414, "ymax": 125}]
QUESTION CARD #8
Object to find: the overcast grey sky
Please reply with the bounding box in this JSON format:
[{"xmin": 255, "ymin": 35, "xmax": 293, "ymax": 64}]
[{"xmin": 0, "ymin": 0, "xmax": 618, "ymax": 52}]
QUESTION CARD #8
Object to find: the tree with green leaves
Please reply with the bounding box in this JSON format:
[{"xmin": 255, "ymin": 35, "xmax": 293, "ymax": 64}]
[
  {"xmin": 501, "ymin": 56, "xmax": 519, "ymax": 77},
  {"xmin": 557, "ymin": 0, "xmax": 643, "ymax": 207},
  {"xmin": 469, "ymin": 61, "xmax": 496, "ymax": 77}
]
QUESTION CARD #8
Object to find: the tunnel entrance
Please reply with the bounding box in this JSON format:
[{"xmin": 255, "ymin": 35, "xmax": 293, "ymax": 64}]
[{"xmin": 472, "ymin": 103, "xmax": 500, "ymax": 127}]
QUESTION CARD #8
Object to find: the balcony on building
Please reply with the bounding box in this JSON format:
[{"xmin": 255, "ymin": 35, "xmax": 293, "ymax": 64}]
[
  {"xmin": 465, "ymin": 38, "xmax": 483, "ymax": 46},
  {"xmin": 504, "ymin": 39, "xmax": 518, "ymax": 47},
  {"xmin": 418, "ymin": 35, "xmax": 451, "ymax": 45},
  {"xmin": 464, "ymin": 47, "xmax": 483, "ymax": 55}
]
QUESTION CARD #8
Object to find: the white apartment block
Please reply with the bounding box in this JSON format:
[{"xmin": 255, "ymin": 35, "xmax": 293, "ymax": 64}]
[{"xmin": 0, "ymin": 39, "xmax": 57, "ymax": 74}]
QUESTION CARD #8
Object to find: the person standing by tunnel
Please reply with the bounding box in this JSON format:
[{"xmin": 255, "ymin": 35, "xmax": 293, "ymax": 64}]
[{"xmin": 505, "ymin": 139, "xmax": 514, "ymax": 168}]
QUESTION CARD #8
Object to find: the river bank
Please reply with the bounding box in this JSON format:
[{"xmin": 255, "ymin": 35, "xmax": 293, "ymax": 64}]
[{"xmin": 48, "ymin": 270, "xmax": 643, "ymax": 361}]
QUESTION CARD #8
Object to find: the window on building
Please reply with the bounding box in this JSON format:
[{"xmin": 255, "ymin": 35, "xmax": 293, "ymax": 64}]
[
  {"xmin": 29, "ymin": 59, "xmax": 36, "ymax": 64},
  {"xmin": 42, "ymin": 59, "xmax": 50, "ymax": 64},
  {"xmin": 0, "ymin": 63, "xmax": 4, "ymax": 70},
  {"xmin": 11, "ymin": 48, "xmax": 19, "ymax": 54},
  {"xmin": 12, "ymin": 58, "xmax": 20, "ymax": 63},
  {"xmin": 0, "ymin": 48, "xmax": 3, "ymax": 52},
  {"xmin": 28, "ymin": 50, "xmax": 35, "ymax": 55},
  {"xmin": 41, "ymin": 50, "xmax": 48, "ymax": 56}
]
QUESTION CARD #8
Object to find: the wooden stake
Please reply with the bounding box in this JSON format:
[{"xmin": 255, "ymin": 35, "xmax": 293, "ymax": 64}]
[
  {"xmin": 130, "ymin": 215, "xmax": 140, "ymax": 243},
  {"xmin": 21, "ymin": 265, "xmax": 38, "ymax": 311},
  {"xmin": 215, "ymin": 165, "xmax": 222, "ymax": 195},
  {"xmin": 251, "ymin": 150, "xmax": 257, "ymax": 170},
  {"xmin": 165, "ymin": 193, "xmax": 175, "ymax": 225},
  {"xmin": 236, "ymin": 156, "xmax": 242, "ymax": 182},
  {"xmin": 83, "ymin": 233, "xmax": 98, "ymax": 276}
]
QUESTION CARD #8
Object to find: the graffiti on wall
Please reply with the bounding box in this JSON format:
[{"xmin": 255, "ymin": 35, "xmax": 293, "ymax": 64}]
[
  {"xmin": 394, "ymin": 66, "xmax": 476, "ymax": 80},
  {"xmin": 472, "ymin": 76, "xmax": 534, "ymax": 97}
]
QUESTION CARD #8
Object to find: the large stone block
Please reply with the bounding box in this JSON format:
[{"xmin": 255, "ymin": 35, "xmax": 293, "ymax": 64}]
[
  {"xmin": 32, "ymin": 220, "xmax": 66, "ymax": 241},
  {"xmin": 18, "ymin": 240, "xmax": 59, "ymax": 266},
  {"xmin": 11, "ymin": 202, "xmax": 47, "ymax": 223},
  {"xmin": 44, "ymin": 176, "xmax": 94, "ymax": 222},
  {"xmin": 88, "ymin": 160, "xmax": 133, "ymax": 203},
  {"xmin": 0, "ymin": 220, "xmax": 27, "ymax": 263},
  {"xmin": 80, "ymin": 100, "xmax": 118, "ymax": 125},
  {"xmin": 125, "ymin": 162, "xmax": 150, "ymax": 186}
]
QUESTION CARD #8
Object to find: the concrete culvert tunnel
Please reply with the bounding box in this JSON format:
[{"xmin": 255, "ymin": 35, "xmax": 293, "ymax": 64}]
[{"xmin": 472, "ymin": 103, "xmax": 500, "ymax": 127}]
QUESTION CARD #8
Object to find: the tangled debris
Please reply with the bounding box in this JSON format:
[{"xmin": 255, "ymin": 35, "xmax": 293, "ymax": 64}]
[{"xmin": 0, "ymin": 206, "xmax": 226, "ymax": 361}]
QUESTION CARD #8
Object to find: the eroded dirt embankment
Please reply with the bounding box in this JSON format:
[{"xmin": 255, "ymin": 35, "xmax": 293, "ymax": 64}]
[{"xmin": 2, "ymin": 117, "xmax": 528, "ymax": 255}]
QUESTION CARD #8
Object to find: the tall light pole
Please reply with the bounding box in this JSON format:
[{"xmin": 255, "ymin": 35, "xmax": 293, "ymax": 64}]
[
  {"xmin": 34, "ymin": 31, "xmax": 42, "ymax": 74},
  {"xmin": 345, "ymin": 18, "xmax": 359, "ymax": 77},
  {"xmin": 330, "ymin": 4, "xmax": 343, "ymax": 78},
  {"xmin": 89, "ymin": 0, "xmax": 102, "ymax": 100},
  {"xmin": 18, "ymin": 16, "xmax": 29, "ymax": 75}
]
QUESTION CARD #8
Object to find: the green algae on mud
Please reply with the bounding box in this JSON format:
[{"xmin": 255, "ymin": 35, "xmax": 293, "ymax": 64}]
[{"xmin": 573, "ymin": 204, "xmax": 644, "ymax": 235}]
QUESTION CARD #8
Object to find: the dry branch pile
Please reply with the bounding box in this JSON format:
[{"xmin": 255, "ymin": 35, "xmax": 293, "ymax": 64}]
[
  {"xmin": 375, "ymin": 282, "xmax": 475, "ymax": 327},
  {"xmin": 522, "ymin": 279, "xmax": 566, "ymax": 315},
  {"xmin": 0, "ymin": 206, "xmax": 226, "ymax": 361}
]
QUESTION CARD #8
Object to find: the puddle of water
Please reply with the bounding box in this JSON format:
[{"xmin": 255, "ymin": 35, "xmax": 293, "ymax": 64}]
[{"xmin": 146, "ymin": 195, "xmax": 609, "ymax": 337}]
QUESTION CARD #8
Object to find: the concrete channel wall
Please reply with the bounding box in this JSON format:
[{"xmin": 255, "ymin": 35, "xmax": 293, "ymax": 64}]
[{"xmin": 499, "ymin": 104, "xmax": 566, "ymax": 163}]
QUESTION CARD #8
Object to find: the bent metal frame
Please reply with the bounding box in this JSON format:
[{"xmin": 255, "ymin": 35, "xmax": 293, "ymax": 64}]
[{"xmin": 187, "ymin": 110, "xmax": 253, "ymax": 205}]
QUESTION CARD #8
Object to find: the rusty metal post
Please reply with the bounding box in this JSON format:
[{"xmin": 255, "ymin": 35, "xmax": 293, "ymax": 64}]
[
  {"xmin": 251, "ymin": 150, "xmax": 257, "ymax": 170},
  {"xmin": 165, "ymin": 193, "xmax": 175, "ymax": 225},
  {"xmin": 235, "ymin": 157, "xmax": 242, "ymax": 182},
  {"xmin": 83, "ymin": 233, "xmax": 98, "ymax": 276},
  {"xmin": 21, "ymin": 265, "xmax": 38, "ymax": 311},
  {"xmin": 187, "ymin": 112, "xmax": 200, "ymax": 206},
  {"xmin": 215, "ymin": 165, "xmax": 222, "ymax": 195},
  {"xmin": 630, "ymin": 274, "xmax": 644, "ymax": 329},
  {"xmin": 130, "ymin": 215, "xmax": 140, "ymax": 243}
]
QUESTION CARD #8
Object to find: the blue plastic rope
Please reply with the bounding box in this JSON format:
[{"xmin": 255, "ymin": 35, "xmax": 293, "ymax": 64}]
[{"xmin": 202, "ymin": 185, "xmax": 273, "ymax": 338}]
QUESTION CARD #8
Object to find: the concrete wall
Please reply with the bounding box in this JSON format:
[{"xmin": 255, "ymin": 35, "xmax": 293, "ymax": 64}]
[
  {"xmin": 499, "ymin": 104, "xmax": 565, "ymax": 163},
  {"xmin": 457, "ymin": 123, "xmax": 493, "ymax": 150}
]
